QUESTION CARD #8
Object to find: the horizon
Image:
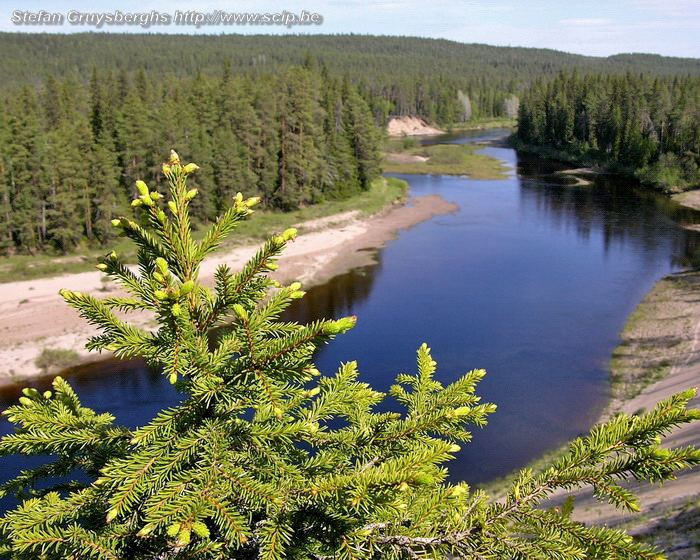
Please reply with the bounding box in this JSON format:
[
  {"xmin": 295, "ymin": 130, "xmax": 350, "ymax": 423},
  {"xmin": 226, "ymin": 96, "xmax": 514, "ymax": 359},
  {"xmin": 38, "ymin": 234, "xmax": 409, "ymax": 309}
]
[
  {"xmin": 2, "ymin": 1, "xmax": 698, "ymax": 59},
  {"xmin": 1, "ymin": 29, "xmax": 698, "ymax": 63}
]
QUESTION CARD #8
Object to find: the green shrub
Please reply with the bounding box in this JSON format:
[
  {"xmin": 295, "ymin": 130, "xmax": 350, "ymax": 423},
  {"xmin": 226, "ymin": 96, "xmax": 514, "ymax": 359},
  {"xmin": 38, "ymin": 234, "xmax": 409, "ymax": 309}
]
[{"xmin": 33, "ymin": 348, "xmax": 80, "ymax": 374}]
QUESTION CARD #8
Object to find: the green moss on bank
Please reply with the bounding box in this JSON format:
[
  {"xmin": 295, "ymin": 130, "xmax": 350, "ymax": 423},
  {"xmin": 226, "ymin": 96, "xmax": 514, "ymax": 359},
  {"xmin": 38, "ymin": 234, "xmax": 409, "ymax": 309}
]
[{"xmin": 445, "ymin": 118, "xmax": 516, "ymax": 131}]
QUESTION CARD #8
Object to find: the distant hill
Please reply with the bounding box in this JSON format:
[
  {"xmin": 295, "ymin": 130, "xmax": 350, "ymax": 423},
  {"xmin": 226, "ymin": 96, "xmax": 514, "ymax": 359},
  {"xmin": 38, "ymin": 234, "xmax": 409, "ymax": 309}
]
[{"xmin": 1, "ymin": 33, "xmax": 699, "ymax": 89}]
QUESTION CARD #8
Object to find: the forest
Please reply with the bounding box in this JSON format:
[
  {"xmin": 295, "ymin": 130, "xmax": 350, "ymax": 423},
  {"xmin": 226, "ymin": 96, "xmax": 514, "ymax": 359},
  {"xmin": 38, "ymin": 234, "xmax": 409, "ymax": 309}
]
[
  {"xmin": 2, "ymin": 33, "xmax": 700, "ymax": 255},
  {"xmin": 516, "ymin": 71, "xmax": 700, "ymax": 192},
  {"xmin": 1, "ymin": 151, "xmax": 698, "ymax": 560},
  {"xmin": 2, "ymin": 33, "xmax": 700, "ymax": 122},
  {"xmin": 1, "ymin": 32, "xmax": 700, "ymax": 559},
  {"xmin": 0, "ymin": 64, "xmax": 381, "ymax": 254}
]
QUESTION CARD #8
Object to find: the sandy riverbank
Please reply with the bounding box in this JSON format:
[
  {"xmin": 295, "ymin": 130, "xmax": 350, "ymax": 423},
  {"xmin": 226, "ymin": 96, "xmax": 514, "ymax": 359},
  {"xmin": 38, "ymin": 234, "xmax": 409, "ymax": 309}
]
[
  {"xmin": 543, "ymin": 270, "xmax": 700, "ymax": 554},
  {"xmin": 672, "ymin": 190, "xmax": 700, "ymax": 213},
  {"xmin": 0, "ymin": 194, "xmax": 458, "ymax": 387},
  {"xmin": 386, "ymin": 116, "xmax": 445, "ymax": 137}
]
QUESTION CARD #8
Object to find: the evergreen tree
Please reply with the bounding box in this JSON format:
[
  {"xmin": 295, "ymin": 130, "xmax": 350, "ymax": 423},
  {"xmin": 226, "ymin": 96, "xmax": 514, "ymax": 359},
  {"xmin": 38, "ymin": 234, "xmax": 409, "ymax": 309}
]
[
  {"xmin": 212, "ymin": 77, "xmax": 260, "ymax": 209},
  {"xmin": 343, "ymin": 85, "xmax": 382, "ymax": 190},
  {"xmin": 5, "ymin": 87, "xmax": 43, "ymax": 252},
  {"xmin": 42, "ymin": 120, "xmax": 87, "ymax": 251},
  {"xmin": 320, "ymin": 78, "xmax": 359, "ymax": 199},
  {"xmin": 516, "ymin": 71, "xmax": 700, "ymax": 191},
  {"xmin": 0, "ymin": 105, "xmax": 12, "ymax": 252},
  {"xmin": 116, "ymin": 87, "xmax": 153, "ymax": 195},
  {"xmin": 275, "ymin": 68, "xmax": 324, "ymax": 209},
  {"xmin": 250, "ymin": 77, "xmax": 281, "ymax": 206},
  {"xmin": 41, "ymin": 76, "xmax": 62, "ymax": 130},
  {"xmin": 0, "ymin": 151, "xmax": 699, "ymax": 559},
  {"xmin": 89, "ymin": 134, "xmax": 124, "ymax": 244}
]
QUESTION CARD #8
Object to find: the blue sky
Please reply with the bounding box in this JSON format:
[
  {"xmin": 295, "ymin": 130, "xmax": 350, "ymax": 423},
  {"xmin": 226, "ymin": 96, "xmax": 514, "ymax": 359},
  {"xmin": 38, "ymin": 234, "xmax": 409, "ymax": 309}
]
[{"xmin": 1, "ymin": 0, "xmax": 698, "ymax": 58}]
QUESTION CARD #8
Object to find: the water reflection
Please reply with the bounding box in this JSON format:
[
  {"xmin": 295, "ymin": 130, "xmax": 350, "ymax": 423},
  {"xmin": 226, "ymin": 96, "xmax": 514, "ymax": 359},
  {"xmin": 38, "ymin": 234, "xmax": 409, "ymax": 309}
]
[
  {"xmin": 280, "ymin": 261, "xmax": 380, "ymax": 324},
  {"xmin": 2, "ymin": 130, "xmax": 699, "ymax": 501},
  {"xmin": 515, "ymin": 153, "xmax": 700, "ymax": 268},
  {"xmin": 420, "ymin": 127, "xmax": 513, "ymax": 146}
]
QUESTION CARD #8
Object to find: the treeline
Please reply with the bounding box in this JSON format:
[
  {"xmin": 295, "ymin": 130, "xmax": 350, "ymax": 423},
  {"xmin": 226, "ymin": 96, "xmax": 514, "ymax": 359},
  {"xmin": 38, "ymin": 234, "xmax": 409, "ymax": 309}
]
[
  {"xmin": 517, "ymin": 71, "xmax": 700, "ymax": 191},
  {"xmin": 367, "ymin": 76, "xmax": 520, "ymax": 124},
  {"xmin": 3, "ymin": 33, "xmax": 700, "ymax": 126},
  {"xmin": 3, "ymin": 33, "xmax": 699, "ymax": 88},
  {"xmin": 0, "ymin": 65, "xmax": 381, "ymax": 254}
]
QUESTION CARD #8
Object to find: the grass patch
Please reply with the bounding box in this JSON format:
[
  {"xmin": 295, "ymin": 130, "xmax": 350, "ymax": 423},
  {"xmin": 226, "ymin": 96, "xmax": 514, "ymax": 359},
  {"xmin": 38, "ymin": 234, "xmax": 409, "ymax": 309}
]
[
  {"xmin": 383, "ymin": 143, "xmax": 511, "ymax": 179},
  {"xmin": 230, "ymin": 176, "xmax": 407, "ymax": 242},
  {"xmin": 445, "ymin": 118, "xmax": 516, "ymax": 131},
  {"xmin": 34, "ymin": 348, "xmax": 80, "ymax": 374},
  {"xmin": 0, "ymin": 177, "xmax": 408, "ymax": 284}
]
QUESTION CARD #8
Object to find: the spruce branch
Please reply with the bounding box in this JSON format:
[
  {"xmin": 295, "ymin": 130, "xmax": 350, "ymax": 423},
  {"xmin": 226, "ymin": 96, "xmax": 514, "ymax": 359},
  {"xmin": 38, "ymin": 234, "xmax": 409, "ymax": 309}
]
[{"xmin": 0, "ymin": 151, "xmax": 697, "ymax": 559}]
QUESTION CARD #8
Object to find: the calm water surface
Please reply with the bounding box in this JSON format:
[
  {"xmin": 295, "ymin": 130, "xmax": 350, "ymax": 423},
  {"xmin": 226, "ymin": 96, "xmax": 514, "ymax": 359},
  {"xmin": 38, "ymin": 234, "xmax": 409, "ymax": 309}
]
[{"xmin": 2, "ymin": 131, "xmax": 699, "ymax": 507}]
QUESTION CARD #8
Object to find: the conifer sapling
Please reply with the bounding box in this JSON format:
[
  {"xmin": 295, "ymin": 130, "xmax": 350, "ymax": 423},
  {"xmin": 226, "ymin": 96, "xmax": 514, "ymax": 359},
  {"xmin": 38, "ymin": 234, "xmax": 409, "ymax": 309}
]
[{"xmin": 0, "ymin": 151, "xmax": 699, "ymax": 559}]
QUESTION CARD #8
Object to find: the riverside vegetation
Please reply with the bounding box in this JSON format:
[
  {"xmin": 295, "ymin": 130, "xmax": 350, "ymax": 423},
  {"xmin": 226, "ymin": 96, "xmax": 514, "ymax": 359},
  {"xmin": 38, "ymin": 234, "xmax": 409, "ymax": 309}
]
[
  {"xmin": 0, "ymin": 151, "xmax": 699, "ymax": 559},
  {"xmin": 0, "ymin": 34, "xmax": 530, "ymax": 258},
  {"xmin": 516, "ymin": 71, "xmax": 700, "ymax": 193},
  {"xmin": 3, "ymin": 34, "xmax": 700, "ymax": 258},
  {"xmin": 382, "ymin": 140, "xmax": 511, "ymax": 178}
]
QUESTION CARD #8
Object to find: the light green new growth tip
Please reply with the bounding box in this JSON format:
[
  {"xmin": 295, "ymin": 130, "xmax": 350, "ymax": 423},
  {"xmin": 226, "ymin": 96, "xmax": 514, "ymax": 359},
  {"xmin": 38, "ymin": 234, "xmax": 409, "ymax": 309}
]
[{"xmin": 0, "ymin": 151, "xmax": 698, "ymax": 560}]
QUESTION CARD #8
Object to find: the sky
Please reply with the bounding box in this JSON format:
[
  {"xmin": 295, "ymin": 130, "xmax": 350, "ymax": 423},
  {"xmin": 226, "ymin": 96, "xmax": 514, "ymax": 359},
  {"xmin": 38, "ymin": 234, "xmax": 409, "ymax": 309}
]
[{"xmin": 1, "ymin": 0, "xmax": 698, "ymax": 58}]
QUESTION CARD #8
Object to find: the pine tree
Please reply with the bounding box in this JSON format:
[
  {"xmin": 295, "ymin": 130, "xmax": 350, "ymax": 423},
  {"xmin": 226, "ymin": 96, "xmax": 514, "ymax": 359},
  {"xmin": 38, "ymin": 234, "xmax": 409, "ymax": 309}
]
[
  {"xmin": 116, "ymin": 87, "xmax": 153, "ymax": 195},
  {"xmin": 42, "ymin": 119, "xmax": 88, "ymax": 252},
  {"xmin": 320, "ymin": 78, "xmax": 360, "ymax": 199},
  {"xmin": 1, "ymin": 151, "xmax": 699, "ymax": 559},
  {"xmin": 88, "ymin": 134, "xmax": 124, "ymax": 244},
  {"xmin": 250, "ymin": 77, "xmax": 281, "ymax": 206}
]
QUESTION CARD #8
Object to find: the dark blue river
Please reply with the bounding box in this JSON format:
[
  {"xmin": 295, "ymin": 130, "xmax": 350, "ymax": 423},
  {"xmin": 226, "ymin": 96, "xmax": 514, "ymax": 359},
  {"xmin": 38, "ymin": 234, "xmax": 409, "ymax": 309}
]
[{"xmin": 2, "ymin": 130, "xmax": 699, "ymax": 508}]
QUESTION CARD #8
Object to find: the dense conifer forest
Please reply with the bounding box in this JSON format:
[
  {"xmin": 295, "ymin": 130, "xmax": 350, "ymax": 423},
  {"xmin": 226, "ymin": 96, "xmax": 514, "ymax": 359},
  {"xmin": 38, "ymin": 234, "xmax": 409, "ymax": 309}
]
[
  {"xmin": 1, "ymin": 32, "xmax": 700, "ymax": 254},
  {"xmin": 516, "ymin": 72, "xmax": 700, "ymax": 191},
  {"xmin": 0, "ymin": 63, "xmax": 381, "ymax": 254},
  {"xmin": 2, "ymin": 33, "xmax": 700, "ymax": 121},
  {"xmin": 1, "ymin": 33, "xmax": 700, "ymax": 558}
]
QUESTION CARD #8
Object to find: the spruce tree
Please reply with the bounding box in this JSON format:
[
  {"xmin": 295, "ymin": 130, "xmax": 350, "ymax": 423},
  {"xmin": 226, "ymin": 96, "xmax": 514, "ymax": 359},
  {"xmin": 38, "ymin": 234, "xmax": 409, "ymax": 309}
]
[
  {"xmin": 342, "ymin": 85, "xmax": 382, "ymax": 191},
  {"xmin": 320, "ymin": 78, "xmax": 359, "ymax": 199},
  {"xmin": 6, "ymin": 87, "xmax": 43, "ymax": 252},
  {"xmin": 1, "ymin": 151, "xmax": 699, "ymax": 559},
  {"xmin": 276, "ymin": 68, "xmax": 324, "ymax": 209},
  {"xmin": 0, "ymin": 105, "xmax": 12, "ymax": 252}
]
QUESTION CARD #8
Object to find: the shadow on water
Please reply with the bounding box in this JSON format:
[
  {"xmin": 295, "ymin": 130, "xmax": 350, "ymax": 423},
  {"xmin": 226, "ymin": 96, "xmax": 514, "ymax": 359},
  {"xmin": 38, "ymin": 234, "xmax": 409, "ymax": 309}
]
[
  {"xmin": 279, "ymin": 260, "xmax": 381, "ymax": 324},
  {"xmin": 2, "ymin": 129, "xmax": 700, "ymax": 507}
]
